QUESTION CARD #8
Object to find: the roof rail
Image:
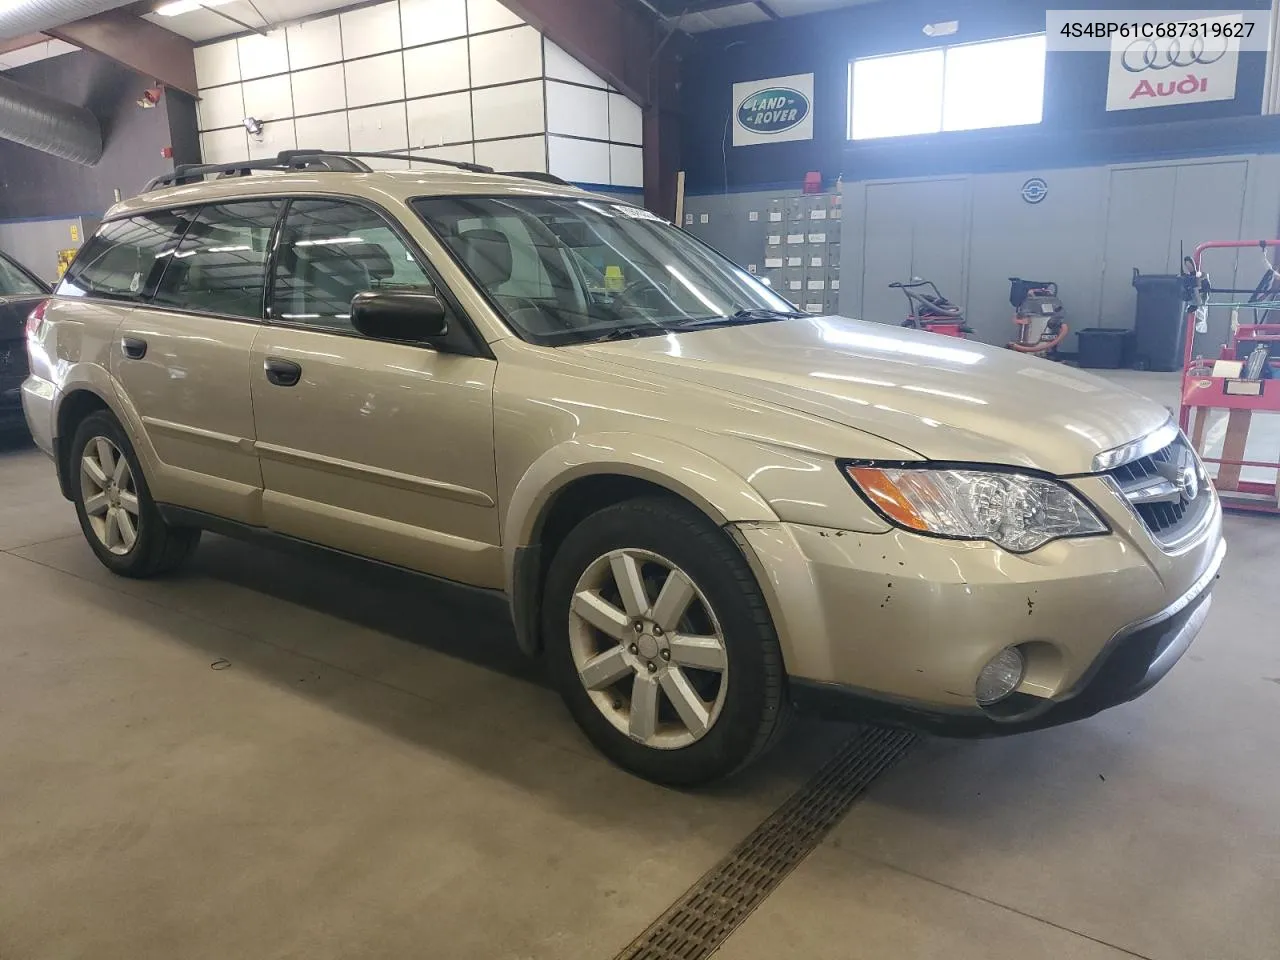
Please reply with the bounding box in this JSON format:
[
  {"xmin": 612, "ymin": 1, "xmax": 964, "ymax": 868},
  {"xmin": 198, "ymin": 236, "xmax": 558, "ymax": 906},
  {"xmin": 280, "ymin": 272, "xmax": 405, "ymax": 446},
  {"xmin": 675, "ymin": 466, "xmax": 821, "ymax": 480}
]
[
  {"xmin": 141, "ymin": 149, "xmax": 583, "ymax": 194},
  {"xmin": 142, "ymin": 153, "xmax": 371, "ymax": 192},
  {"xmin": 499, "ymin": 170, "xmax": 574, "ymax": 186},
  {"xmin": 279, "ymin": 148, "xmax": 495, "ymax": 175}
]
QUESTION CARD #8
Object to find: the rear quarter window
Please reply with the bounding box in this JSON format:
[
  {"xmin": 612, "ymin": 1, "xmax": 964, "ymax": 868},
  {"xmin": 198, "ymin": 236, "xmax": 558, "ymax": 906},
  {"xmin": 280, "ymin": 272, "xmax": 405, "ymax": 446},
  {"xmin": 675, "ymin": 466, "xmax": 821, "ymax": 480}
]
[{"xmin": 59, "ymin": 211, "xmax": 193, "ymax": 302}]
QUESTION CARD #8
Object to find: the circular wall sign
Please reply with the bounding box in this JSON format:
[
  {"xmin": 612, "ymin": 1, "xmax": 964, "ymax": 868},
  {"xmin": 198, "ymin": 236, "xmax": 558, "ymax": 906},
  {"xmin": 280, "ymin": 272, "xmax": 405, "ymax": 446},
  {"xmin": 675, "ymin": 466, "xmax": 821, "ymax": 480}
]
[{"xmin": 1020, "ymin": 178, "xmax": 1048, "ymax": 204}]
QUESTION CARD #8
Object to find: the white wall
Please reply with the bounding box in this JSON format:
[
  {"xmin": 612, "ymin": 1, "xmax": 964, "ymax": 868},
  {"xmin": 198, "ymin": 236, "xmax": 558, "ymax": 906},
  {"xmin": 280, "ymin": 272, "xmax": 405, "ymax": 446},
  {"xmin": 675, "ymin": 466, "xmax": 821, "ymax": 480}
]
[{"xmin": 192, "ymin": 0, "xmax": 643, "ymax": 189}]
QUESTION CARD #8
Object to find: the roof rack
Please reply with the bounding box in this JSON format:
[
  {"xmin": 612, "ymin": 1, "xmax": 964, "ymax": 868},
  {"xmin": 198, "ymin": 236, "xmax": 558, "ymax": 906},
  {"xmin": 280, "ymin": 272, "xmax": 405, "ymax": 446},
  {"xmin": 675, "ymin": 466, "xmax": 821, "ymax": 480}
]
[
  {"xmin": 142, "ymin": 153, "xmax": 370, "ymax": 192},
  {"xmin": 142, "ymin": 148, "xmax": 581, "ymax": 193},
  {"xmin": 499, "ymin": 170, "xmax": 573, "ymax": 186},
  {"xmin": 278, "ymin": 148, "xmax": 494, "ymax": 175}
]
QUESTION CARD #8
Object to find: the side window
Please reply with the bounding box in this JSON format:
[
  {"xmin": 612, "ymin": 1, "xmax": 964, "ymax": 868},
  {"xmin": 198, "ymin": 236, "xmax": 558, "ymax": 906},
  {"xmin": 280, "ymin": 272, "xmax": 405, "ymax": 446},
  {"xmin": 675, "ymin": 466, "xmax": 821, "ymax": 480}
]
[
  {"xmin": 0, "ymin": 255, "xmax": 44, "ymax": 296},
  {"xmin": 271, "ymin": 199, "xmax": 435, "ymax": 332},
  {"xmin": 151, "ymin": 200, "xmax": 283, "ymax": 319},
  {"xmin": 58, "ymin": 211, "xmax": 191, "ymax": 302}
]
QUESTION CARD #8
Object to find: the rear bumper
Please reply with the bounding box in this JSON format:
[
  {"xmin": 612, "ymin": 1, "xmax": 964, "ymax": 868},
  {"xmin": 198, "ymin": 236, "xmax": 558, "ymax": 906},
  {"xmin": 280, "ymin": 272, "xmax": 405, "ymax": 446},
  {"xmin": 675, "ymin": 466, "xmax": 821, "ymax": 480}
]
[
  {"xmin": 19, "ymin": 375, "xmax": 56, "ymax": 456},
  {"xmin": 790, "ymin": 539, "xmax": 1222, "ymax": 736}
]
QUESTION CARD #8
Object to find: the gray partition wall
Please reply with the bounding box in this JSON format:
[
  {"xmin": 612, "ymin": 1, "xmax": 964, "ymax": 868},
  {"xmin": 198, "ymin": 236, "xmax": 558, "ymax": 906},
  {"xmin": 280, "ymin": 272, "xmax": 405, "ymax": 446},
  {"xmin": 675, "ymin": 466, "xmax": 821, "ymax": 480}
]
[
  {"xmin": 0, "ymin": 217, "xmax": 97, "ymax": 285},
  {"xmin": 839, "ymin": 153, "xmax": 1280, "ymax": 349},
  {"xmin": 686, "ymin": 152, "xmax": 1280, "ymax": 350}
]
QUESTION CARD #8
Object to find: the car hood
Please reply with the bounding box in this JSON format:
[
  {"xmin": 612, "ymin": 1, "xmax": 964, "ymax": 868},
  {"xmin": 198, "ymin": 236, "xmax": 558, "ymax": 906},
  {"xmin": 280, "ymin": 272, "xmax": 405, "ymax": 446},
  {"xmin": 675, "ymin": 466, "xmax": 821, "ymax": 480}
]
[{"xmin": 580, "ymin": 316, "xmax": 1170, "ymax": 475}]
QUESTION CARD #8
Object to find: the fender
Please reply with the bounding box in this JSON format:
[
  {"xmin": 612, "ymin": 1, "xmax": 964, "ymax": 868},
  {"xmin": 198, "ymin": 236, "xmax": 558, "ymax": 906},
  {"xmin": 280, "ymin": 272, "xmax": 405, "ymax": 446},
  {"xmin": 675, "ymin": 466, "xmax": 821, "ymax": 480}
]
[
  {"xmin": 52, "ymin": 363, "xmax": 169, "ymax": 495},
  {"xmin": 502, "ymin": 431, "xmax": 779, "ymax": 618}
]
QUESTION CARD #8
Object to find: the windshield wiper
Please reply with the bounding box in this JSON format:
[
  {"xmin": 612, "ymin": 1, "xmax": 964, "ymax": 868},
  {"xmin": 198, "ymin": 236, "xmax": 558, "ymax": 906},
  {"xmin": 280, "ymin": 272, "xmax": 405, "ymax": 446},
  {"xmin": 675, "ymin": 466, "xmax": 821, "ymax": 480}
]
[
  {"xmin": 731, "ymin": 308, "xmax": 807, "ymax": 320},
  {"xmin": 576, "ymin": 309, "xmax": 803, "ymax": 343},
  {"xmin": 667, "ymin": 308, "xmax": 806, "ymax": 331},
  {"xmin": 578, "ymin": 322, "xmax": 671, "ymax": 343}
]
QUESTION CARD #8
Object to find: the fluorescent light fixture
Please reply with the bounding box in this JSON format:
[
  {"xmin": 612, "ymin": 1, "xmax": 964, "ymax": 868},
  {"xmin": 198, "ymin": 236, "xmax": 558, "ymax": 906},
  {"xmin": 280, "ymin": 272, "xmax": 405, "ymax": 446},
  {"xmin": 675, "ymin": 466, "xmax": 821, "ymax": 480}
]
[{"xmin": 155, "ymin": 0, "xmax": 234, "ymax": 16}]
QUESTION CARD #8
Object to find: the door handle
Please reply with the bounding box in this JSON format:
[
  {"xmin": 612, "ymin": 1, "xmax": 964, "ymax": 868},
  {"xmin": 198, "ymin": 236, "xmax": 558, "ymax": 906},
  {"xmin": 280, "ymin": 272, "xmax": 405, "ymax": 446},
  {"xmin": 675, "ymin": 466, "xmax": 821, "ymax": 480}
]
[
  {"xmin": 120, "ymin": 336, "xmax": 147, "ymax": 360},
  {"xmin": 264, "ymin": 356, "xmax": 302, "ymax": 387}
]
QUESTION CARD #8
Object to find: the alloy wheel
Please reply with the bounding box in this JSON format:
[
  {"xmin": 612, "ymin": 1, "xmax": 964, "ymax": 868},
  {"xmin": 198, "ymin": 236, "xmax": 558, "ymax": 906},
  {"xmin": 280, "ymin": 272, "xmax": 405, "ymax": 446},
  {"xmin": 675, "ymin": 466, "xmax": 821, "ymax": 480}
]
[
  {"xmin": 568, "ymin": 548, "xmax": 729, "ymax": 750},
  {"xmin": 80, "ymin": 436, "xmax": 140, "ymax": 556}
]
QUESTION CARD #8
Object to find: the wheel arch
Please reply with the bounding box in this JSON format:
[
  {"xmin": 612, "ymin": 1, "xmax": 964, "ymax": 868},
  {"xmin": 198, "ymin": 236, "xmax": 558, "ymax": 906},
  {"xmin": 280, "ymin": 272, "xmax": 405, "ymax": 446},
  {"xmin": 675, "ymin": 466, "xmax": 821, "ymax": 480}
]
[
  {"xmin": 53, "ymin": 387, "xmax": 116, "ymax": 500},
  {"xmin": 504, "ymin": 434, "xmax": 779, "ymax": 657}
]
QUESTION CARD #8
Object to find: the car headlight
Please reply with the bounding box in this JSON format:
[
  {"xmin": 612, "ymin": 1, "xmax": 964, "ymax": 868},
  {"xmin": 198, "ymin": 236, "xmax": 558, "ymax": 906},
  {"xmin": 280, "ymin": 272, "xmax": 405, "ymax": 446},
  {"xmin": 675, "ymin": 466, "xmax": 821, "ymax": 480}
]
[{"xmin": 843, "ymin": 464, "xmax": 1107, "ymax": 553}]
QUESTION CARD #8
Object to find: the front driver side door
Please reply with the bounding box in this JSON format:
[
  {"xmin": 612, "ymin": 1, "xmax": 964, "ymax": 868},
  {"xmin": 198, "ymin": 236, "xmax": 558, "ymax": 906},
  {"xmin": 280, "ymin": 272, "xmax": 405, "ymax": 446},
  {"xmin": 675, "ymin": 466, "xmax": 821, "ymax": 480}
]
[{"xmin": 250, "ymin": 197, "xmax": 502, "ymax": 587}]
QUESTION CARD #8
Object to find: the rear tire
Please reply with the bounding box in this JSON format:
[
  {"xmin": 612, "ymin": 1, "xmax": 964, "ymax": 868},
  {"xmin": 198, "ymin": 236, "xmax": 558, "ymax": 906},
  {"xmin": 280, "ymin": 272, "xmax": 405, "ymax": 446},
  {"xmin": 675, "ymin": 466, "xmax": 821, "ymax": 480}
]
[
  {"xmin": 543, "ymin": 496, "xmax": 786, "ymax": 785},
  {"xmin": 70, "ymin": 411, "xmax": 200, "ymax": 578}
]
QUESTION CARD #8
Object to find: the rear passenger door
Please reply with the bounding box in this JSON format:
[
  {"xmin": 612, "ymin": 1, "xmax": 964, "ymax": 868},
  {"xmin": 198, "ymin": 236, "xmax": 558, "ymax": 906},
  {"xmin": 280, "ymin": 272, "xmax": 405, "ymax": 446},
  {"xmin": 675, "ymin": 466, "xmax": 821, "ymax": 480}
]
[
  {"xmin": 111, "ymin": 199, "xmax": 282, "ymax": 524},
  {"xmin": 250, "ymin": 198, "xmax": 501, "ymax": 587}
]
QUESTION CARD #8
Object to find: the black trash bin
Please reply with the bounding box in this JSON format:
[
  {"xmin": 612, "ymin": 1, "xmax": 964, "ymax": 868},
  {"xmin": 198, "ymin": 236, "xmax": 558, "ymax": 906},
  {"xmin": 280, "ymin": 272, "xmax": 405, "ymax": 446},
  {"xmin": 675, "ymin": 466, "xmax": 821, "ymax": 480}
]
[
  {"xmin": 1077, "ymin": 328, "xmax": 1128, "ymax": 369},
  {"xmin": 1131, "ymin": 270, "xmax": 1188, "ymax": 371}
]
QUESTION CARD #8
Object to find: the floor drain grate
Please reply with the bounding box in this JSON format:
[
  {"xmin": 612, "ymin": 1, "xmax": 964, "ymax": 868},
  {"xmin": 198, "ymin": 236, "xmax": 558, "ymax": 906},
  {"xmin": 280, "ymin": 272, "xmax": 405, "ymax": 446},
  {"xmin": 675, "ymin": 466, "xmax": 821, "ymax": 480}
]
[{"xmin": 612, "ymin": 725, "xmax": 917, "ymax": 960}]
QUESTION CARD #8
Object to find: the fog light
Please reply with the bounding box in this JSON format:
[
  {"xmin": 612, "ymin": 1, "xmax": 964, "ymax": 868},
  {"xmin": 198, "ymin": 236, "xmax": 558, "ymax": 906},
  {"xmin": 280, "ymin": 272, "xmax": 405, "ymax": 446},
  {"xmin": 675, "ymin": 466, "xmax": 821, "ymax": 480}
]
[{"xmin": 975, "ymin": 646, "xmax": 1025, "ymax": 705}]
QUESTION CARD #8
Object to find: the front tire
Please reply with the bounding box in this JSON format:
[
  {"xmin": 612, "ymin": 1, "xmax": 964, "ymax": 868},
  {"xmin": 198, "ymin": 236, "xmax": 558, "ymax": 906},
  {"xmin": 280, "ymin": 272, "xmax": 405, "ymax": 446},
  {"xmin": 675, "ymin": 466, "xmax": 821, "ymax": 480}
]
[
  {"xmin": 71, "ymin": 411, "xmax": 200, "ymax": 578},
  {"xmin": 543, "ymin": 497, "xmax": 786, "ymax": 785}
]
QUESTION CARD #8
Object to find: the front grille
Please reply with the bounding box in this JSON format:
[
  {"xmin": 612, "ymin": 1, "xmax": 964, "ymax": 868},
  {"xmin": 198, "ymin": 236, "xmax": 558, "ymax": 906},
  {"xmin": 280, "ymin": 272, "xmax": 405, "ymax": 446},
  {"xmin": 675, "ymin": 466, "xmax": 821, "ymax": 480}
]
[{"xmin": 1107, "ymin": 434, "xmax": 1210, "ymax": 546}]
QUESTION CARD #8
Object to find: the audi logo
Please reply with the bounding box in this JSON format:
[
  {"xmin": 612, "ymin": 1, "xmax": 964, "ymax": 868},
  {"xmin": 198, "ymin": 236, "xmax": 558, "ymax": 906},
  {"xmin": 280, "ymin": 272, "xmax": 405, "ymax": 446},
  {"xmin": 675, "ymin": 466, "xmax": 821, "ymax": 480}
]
[{"xmin": 1122, "ymin": 37, "xmax": 1229, "ymax": 73}]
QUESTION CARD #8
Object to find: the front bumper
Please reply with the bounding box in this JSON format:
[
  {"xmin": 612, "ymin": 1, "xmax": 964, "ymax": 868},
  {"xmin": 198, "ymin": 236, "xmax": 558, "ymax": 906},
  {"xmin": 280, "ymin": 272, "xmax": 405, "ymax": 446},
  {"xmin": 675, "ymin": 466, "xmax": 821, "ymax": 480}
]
[
  {"xmin": 730, "ymin": 485, "xmax": 1225, "ymax": 733},
  {"xmin": 789, "ymin": 543, "xmax": 1220, "ymax": 736},
  {"xmin": 0, "ymin": 395, "xmax": 27, "ymax": 429}
]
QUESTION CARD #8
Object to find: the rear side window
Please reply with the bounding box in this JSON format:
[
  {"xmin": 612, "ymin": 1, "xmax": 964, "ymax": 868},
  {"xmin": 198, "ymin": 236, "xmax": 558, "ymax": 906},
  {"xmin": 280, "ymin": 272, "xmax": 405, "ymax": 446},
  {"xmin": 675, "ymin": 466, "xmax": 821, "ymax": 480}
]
[
  {"xmin": 58, "ymin": 211, "xmax": 192, "ymax": 302},
  {"xmin": 271, "ymin": 199, "xmax": 436, "ymax": 332},
  {"xmin": 151, "ymin": 200, "xmax": 283, "ymax": 319}
]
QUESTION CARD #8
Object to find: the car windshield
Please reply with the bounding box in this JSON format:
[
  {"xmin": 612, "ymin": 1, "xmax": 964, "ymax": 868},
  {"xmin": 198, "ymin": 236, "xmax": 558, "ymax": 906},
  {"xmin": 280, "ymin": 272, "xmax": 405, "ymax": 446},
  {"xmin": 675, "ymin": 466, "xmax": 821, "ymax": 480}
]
[
  {"xmin": 0, "ymin": 253, "xmax": 45, "ymax": 297},
  {"xmin": 412, "ymin": 195, "xmax": 802, "ymax": 345}
]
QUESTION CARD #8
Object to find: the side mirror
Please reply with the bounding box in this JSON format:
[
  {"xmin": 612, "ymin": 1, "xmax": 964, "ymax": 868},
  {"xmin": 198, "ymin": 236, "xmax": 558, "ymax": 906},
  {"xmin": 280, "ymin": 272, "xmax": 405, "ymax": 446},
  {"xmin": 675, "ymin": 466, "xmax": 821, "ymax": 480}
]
[{"xmin": 350, "ymin": 291, "xmax": 448, "ymax": 343}]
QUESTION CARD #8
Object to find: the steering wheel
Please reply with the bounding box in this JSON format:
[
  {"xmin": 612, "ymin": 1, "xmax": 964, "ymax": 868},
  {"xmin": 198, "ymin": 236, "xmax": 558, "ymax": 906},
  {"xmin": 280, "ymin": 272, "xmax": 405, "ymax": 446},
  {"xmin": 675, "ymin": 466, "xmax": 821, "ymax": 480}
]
[{"xmin": 613, "ymin": 279, "xmax": 671, "ymax": 313}]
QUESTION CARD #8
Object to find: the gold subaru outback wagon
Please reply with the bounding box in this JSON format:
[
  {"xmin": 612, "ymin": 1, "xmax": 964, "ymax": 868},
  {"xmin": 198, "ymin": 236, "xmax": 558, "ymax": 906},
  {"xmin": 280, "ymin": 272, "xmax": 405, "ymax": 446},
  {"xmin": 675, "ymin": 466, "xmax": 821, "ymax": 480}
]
[{"xmin": 22, "ymin": 150, "xmax": 1224, "ymax": 784}]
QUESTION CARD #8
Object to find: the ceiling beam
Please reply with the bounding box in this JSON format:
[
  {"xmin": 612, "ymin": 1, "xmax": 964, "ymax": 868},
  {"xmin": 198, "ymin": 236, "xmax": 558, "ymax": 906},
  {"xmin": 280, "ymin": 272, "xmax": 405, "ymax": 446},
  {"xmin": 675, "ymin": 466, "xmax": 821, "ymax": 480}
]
[
  {"xmin": 494, "ymin": 0, "xmax": 657, "ymax": 107},
  {"xmin": 48, "ymin": 9, "xmax": 197, "ymax": 97},
  {"xmin": 0, "ymin": 33, "xmax": 49, "ymax": 56}
]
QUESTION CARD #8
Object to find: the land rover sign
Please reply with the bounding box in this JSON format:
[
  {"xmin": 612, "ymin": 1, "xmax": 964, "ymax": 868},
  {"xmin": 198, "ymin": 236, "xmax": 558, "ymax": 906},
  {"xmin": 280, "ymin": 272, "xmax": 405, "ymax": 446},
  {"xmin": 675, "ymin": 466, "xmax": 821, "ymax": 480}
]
[
  {"xmin": 737, "ymin": 87, "xmax": 809, "ymax": 135},
  {"xmin": 732, "ymin": 73, "xmax": 815, "ymax": 146}
]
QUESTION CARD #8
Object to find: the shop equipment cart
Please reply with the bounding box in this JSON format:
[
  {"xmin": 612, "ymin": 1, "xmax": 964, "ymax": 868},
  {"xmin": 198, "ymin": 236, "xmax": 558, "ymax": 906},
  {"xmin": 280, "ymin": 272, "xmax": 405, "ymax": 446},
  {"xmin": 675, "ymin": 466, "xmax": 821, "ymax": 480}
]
[{"xmin": 1178, "ymin": 239, "xmax": 1280, "ymax": 514}]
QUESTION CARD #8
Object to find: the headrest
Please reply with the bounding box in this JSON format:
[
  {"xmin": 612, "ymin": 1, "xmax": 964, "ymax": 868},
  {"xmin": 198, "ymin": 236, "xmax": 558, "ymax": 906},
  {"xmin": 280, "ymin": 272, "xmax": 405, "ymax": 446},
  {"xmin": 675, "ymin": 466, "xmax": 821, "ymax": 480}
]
[
  {"xmin": 450, "ymin": 228, "xmax": 512, "ymax": 288},
  {"xmin": 294, "ymin": 239, "xmax": 395, "ymax": 281}
]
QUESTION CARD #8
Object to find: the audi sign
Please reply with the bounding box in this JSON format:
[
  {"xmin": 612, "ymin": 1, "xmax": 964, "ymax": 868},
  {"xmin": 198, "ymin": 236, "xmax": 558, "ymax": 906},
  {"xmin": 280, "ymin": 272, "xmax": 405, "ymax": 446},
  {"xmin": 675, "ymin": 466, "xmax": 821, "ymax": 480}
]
[{"xmin": 1105, "ymin": 15, "xmax": 1241, "ymax": 111}]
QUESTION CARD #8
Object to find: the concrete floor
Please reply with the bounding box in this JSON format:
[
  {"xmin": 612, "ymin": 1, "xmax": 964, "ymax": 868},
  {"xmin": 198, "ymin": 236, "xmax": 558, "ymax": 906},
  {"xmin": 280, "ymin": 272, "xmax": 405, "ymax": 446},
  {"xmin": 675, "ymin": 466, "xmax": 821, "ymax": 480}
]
[{"xmin": 1, "ymin": 372, "xmax": 1278, "ymax": 960}]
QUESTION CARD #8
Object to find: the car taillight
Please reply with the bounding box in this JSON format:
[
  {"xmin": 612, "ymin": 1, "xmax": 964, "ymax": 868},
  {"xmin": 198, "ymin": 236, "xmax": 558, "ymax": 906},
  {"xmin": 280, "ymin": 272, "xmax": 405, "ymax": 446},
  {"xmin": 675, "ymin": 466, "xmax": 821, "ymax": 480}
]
[{"xmin": 25, "ymin": 299, "xmax": 49, "ymax": 339}]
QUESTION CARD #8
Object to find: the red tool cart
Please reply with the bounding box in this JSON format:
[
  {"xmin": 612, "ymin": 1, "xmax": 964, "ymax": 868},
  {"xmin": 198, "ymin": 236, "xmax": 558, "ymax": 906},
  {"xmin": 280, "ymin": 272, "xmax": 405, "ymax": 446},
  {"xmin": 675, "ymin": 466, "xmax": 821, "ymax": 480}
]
[{"xmin": 1178, "ymin": 240, "xmax": 1280, "ymax": 514}]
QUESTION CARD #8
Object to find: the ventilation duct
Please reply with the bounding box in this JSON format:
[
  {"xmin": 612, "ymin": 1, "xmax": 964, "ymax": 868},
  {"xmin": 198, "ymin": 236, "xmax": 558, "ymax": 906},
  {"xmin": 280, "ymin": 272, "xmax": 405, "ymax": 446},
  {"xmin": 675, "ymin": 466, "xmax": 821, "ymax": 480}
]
[
  {"xmin": 0, "ymin": 1, "xmax": 138, "ymax": 40},
  {"xmin": 0, "ymin": 75, "xmax": 102, "ymax": 164}
]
